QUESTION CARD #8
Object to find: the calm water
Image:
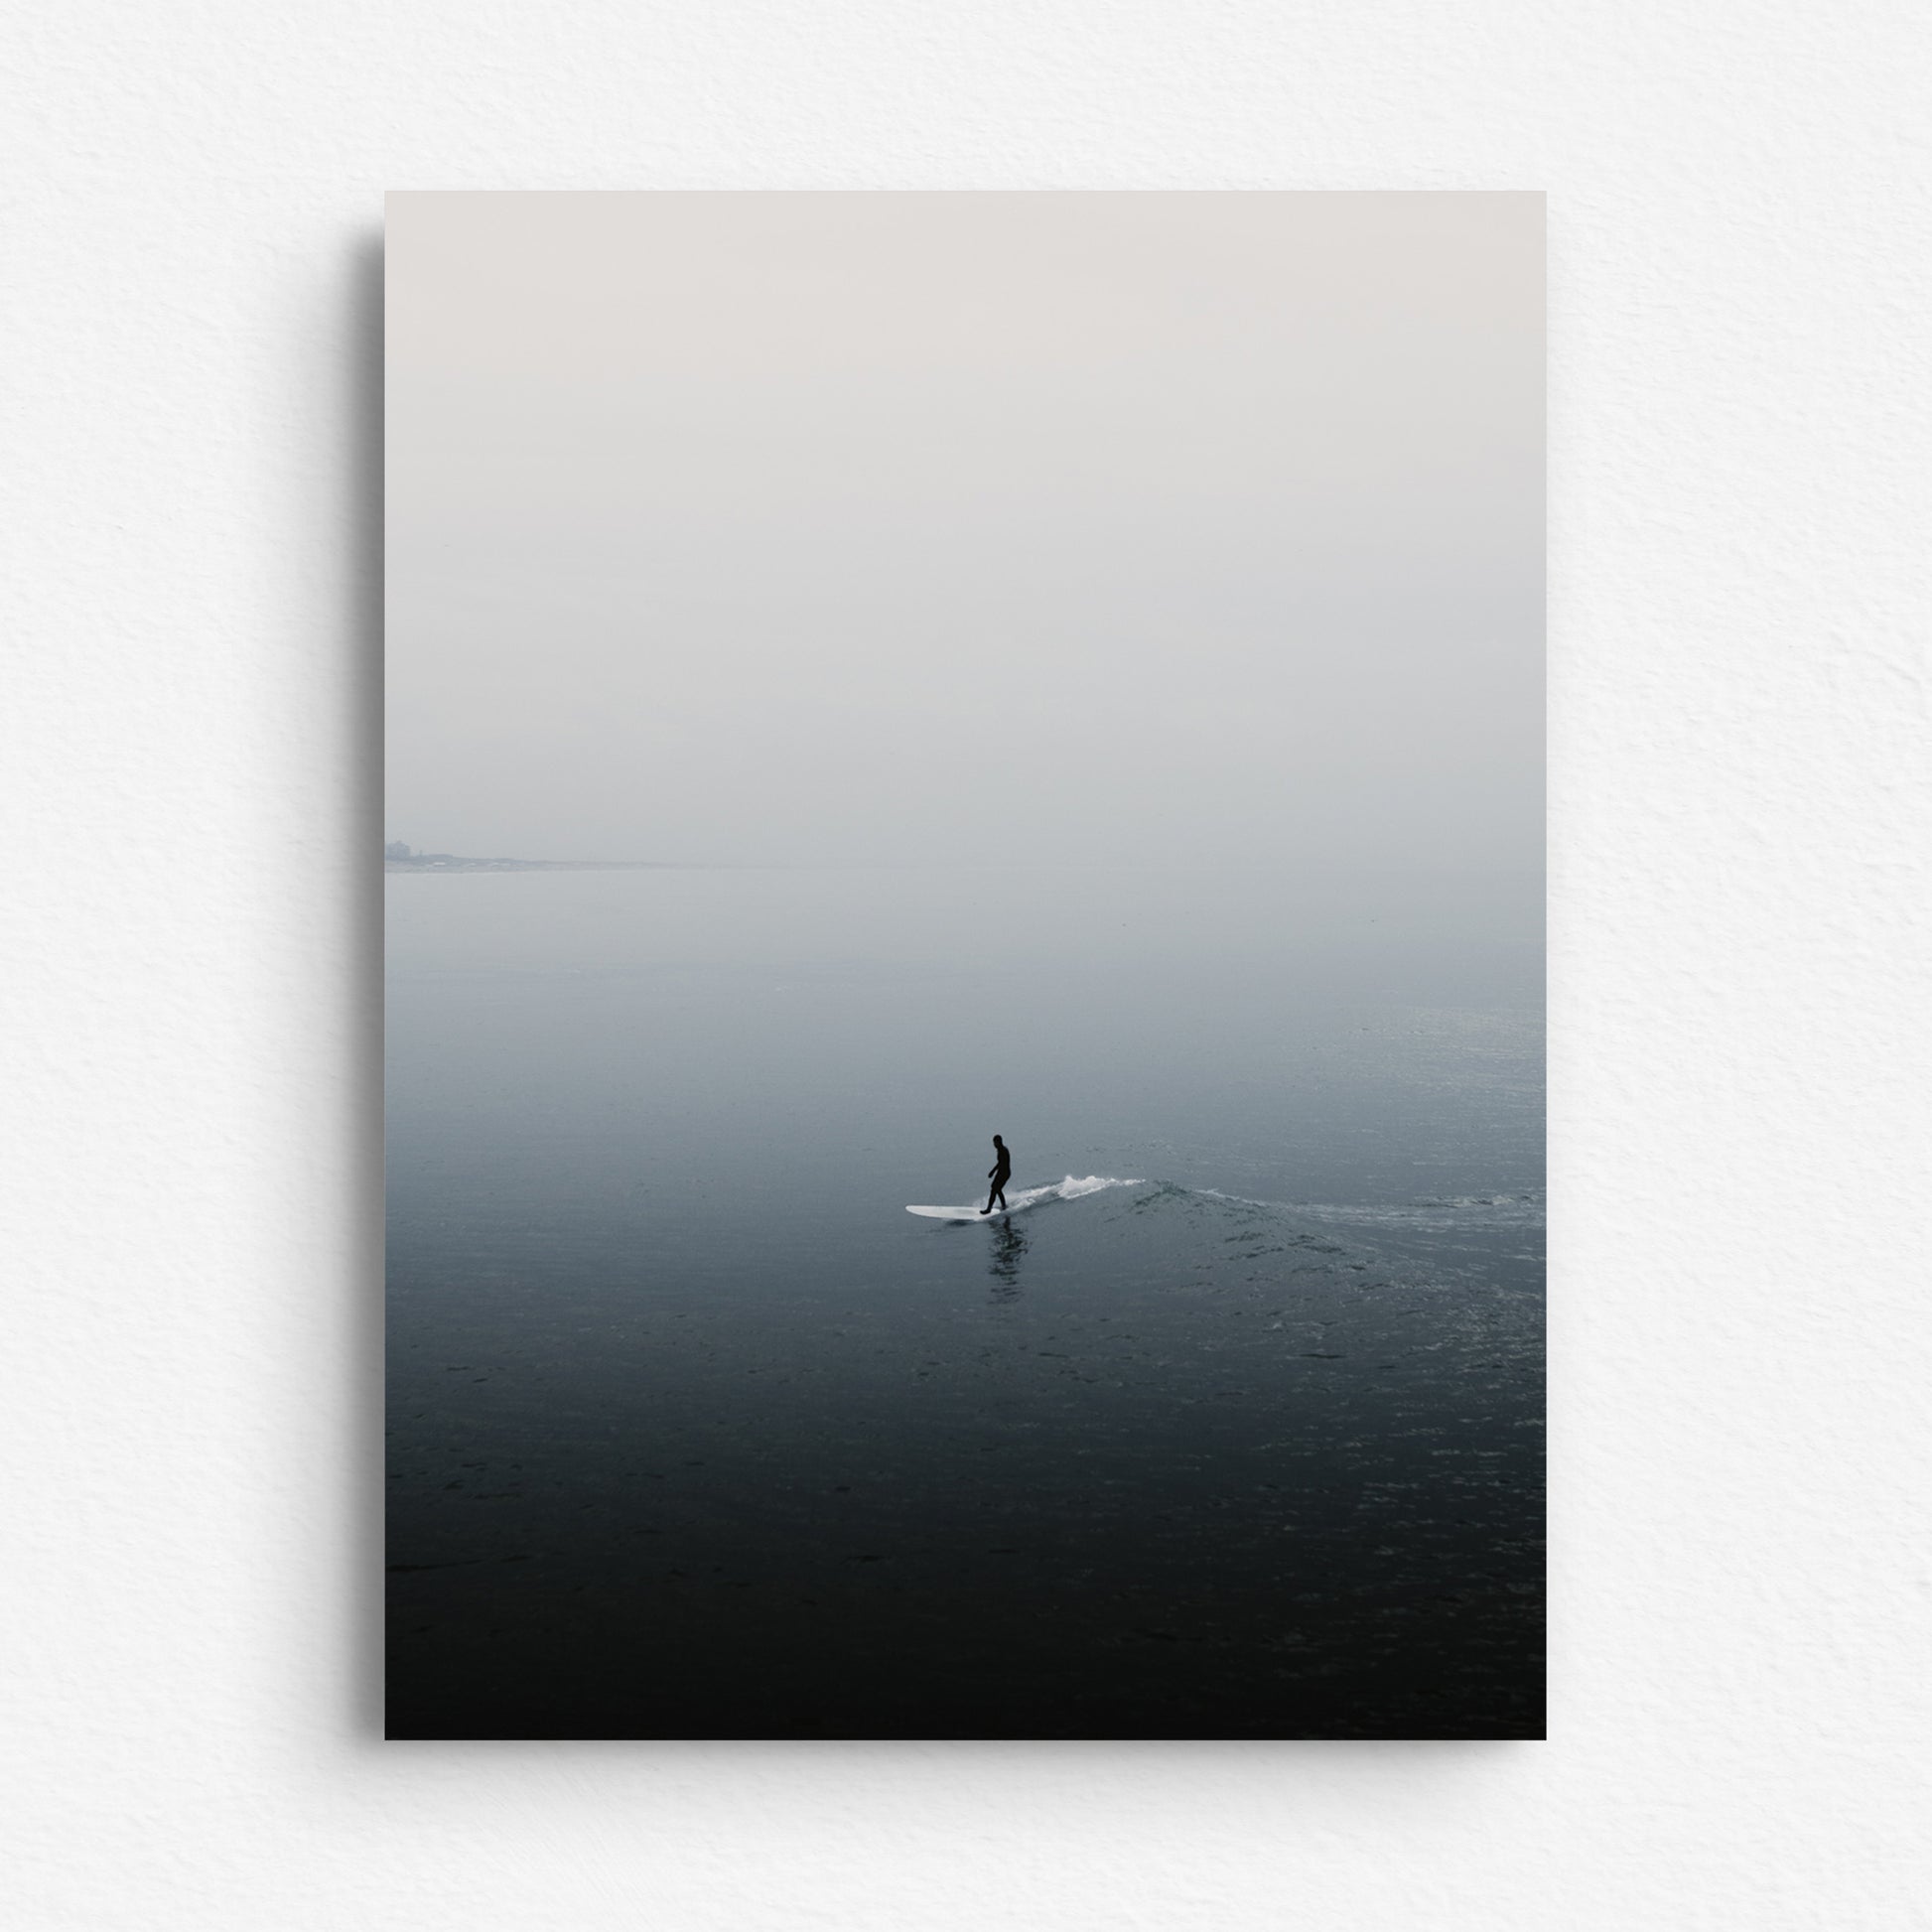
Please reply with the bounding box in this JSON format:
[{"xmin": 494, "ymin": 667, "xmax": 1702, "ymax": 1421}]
[{"xmin": 386, "ymin": 866, "xmax": 1544, "ymax": 1737}]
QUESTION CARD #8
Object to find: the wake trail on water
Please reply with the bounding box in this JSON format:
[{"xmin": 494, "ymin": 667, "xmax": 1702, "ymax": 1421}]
[
  {"xmin": 1222, "ymin": 1190, "xmax": 1546, "ymax": 1233},
  {"xmin": 904, "ymin": 1180, "xmax": 1541, "ymax": 1308}
]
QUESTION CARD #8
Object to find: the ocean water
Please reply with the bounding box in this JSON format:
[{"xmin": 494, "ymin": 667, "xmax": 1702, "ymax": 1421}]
[{"xmin": 386, "ymin": 866, "xmax": 1544, "ymax": 1738}]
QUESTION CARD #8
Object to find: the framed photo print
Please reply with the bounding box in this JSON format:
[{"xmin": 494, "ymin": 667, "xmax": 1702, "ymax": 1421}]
[{"xmin": 385, "ymin": 191, "xmax": 1545, "ymax": 1738}]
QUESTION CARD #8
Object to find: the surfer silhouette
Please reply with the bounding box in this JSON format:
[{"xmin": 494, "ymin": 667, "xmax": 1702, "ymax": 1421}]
[{"xmin": 982, "ymin": 1135, "xmax": 1012, "ymax": 1215}]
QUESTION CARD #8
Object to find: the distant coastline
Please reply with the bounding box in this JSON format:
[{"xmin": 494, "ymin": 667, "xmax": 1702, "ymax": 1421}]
[{"xmin": 385, "ymin": 852, "xmax": 679, "ymax": 874}]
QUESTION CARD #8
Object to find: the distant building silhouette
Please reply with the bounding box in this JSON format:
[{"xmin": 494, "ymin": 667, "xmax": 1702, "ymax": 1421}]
[{"xmin": 385, "ymin": 840, "xmax": 412, "ymax": 859}]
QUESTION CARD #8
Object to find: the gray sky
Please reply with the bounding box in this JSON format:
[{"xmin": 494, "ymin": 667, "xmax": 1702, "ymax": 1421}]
[{"xmin": 386, "ymin": 192, "xmax": 1542, "ymax": 869}]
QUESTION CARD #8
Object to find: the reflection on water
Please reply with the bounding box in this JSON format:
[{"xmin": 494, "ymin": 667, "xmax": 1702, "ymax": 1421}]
[{"xmin": 987, "ymin": 1217, "xmax": 1027, "ymax": 1298}]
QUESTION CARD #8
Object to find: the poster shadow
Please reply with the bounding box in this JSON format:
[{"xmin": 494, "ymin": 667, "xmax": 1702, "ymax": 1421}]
[{"xmin": 340, "ymin": 228, "xmax": 1533, "ymax": 1774}]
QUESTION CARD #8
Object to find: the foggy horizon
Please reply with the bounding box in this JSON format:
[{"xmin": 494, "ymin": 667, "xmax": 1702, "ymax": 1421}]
[
  {"xmin": 386, "ymin": 192, "xmax": 1543, "ymax": 871},
  {"xmin": 382, "ymin": 845, "xmax": 1545, "ymax": 875}
]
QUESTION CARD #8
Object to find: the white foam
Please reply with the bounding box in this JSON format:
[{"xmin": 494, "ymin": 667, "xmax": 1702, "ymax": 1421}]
[{"xmin": 905, "ymin": 1174, "xmax": 1142, "ymax": 1221}]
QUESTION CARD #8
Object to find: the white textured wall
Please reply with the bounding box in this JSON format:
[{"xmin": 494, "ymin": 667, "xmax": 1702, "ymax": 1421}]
[{"xmin": 4, "ymin": 4, "xmax": 1925, "ymax": 1926}]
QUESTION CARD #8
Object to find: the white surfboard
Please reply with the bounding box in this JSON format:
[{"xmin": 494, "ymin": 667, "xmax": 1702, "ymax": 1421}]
[{"xmin": 904, "ymin": 1175, "xmax": 1142, "ymax": 1221}]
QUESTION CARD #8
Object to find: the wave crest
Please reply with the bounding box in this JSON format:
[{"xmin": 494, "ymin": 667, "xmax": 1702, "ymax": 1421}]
[{"xmin": 905, "ymin": 1174, "xmax": 1143, "ymax": 1221}]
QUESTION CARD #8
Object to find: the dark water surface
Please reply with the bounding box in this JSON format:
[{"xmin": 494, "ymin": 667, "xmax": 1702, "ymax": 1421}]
[{"xmin": 386, "ymin": 867, "xmax": 1543, "ymax": 1738}]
